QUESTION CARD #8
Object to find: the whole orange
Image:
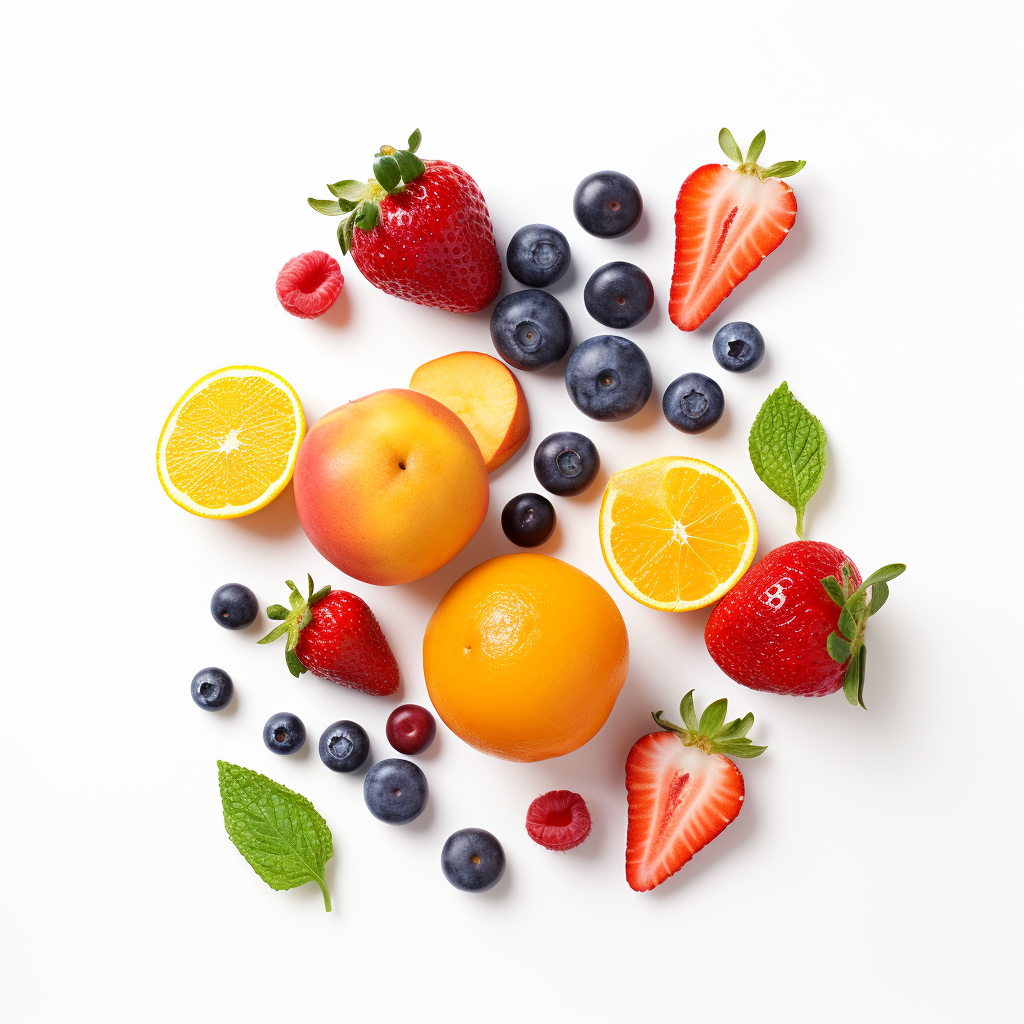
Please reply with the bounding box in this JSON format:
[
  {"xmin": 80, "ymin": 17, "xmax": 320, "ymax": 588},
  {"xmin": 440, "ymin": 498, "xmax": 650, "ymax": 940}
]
[{"xmin": 422, "ymin": 554, "xmax": 629, "ymax": 762}]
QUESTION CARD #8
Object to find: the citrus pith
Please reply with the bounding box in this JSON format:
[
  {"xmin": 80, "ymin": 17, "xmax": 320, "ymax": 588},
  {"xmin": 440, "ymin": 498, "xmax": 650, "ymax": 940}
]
[{"xmin": 599, "ymin": 456, "xmax": 757, "ymax": 611}]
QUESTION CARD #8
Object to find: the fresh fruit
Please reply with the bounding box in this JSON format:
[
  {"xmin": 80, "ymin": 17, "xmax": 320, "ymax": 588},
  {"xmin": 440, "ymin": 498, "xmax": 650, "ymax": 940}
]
[
  {"xmin": 625, "ymin": 691, "xmax": 764, "ymax": 892},
  {"xmin": 573, "ymin": 170, "xmax": 643, "ymax": 237},
  {"xmin": 258, "ymin": 574, "xmax": 399, "ymax": 693},
  {"xmin": 308, "ymin": 130, "xmax": 500, "ymax": 313},
  {"xmin": 705, "ymin": 541, "xmax": 905, "ymax": 706},
  {"xmin": 363, "ymin": 759, "xmax": 428, "ymax": 824},
  {"xmin": 423, "ymin": 553, "xmax": 628, "ymax": 761},
  {"xmin": 526, "ymin": 791, "xmax": 591, "ymax": 851},
  {"xmin": 662, "ymin": 372, "xmax": 725, "ymax": 433},
  {"xmin": 713, "ymin": 321, "xmax": 764, "ymax": 372},
  {"xmin": 156, "ymin": 365, "xmax": 305, "ymax": 519},
  {"xmin": 218, "ymin": 761, "xmax": 333, "ymax": 911},
  {"xmin": 263, "ymin": 712, "xmax": 306, "ymax": 755},
  {"xmin": 599, "ymin": 456, "xmax": 757, "ymax": 612},
  {"xmin": 410, "ymin": 351, "xmax": 529, "ymax": 472},
  {"xmin": 669, "ymin": 128, "xmax": 805, "ymax": 332},
  {"xmin": 583, "ymin": 262, "xmax": 654, "ymax": 329},
  {"xmin": 501, "ymin": 492, "xmax": 556, "ymax": 548},
  {"xmin": 210, "ymin": 583, "xmax": 258, "ymax": 630},
  {"xmin": 534, "ymin": 431, "xmax": 600, "ymax": 496},
  {"xmin": 191, "ymin": 667, "xmax": 233, "ymax": 711},
  {"xmin": 318, "ymin": 720, "xmax": 370, "ymax": 773},
  {"xmin": 441, "ymin": 828, "xmax": 505, "ymax": 892},
  {"xmin": 275, "ymin": 250, "xmax": 343, "ymax": 319},
  {"xmin": 293, "ymin": 389, "xmax": 488, "ymax": 585},
  {"xmin": 386, "ymin": 705, "xmax": 437, "ymax": 755},
  {"xmin": 566, "ymin": 335, "xmax": 652, "ymax": 421},
  {"xmin": 490, "ymin": 289, "xmax": 572, "ymax": 371},
  {"xmin": 507, "ymin": 223, "xmax": 571, "ymax": 286}
]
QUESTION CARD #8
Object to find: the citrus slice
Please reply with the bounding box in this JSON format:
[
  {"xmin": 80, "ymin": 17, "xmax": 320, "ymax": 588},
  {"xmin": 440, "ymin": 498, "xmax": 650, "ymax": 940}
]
[
  {"xmin": 599, "ymin": 456, "xmax": 757, "ymax": 611},
  {"xmin": 157, "ymin": 365, "xmax": 305, "ymax": 519}
]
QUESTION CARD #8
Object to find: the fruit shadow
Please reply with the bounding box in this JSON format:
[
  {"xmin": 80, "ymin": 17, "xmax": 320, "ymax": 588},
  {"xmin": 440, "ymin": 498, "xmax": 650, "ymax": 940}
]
[
  {"xmin": 404, "ymin": 793, "xmax": 437, "ymax": 833},
  {"xmin": 317, "ymin": 288, "xmax": 352, "ymax": 329},
  {"xmin": 545, "ymin": 261, "xmax": 578, "ymax": 298},
  {"xmin": 229, "ymin": 481, "xmax": 302, "ymax": 539},
  {"xmin": 613, "ymin": 390, "xmax": 661, "ymax": 433},
  {"xmin": 614, "ymin": 215, "xmax": 651, "ymax": 246},
  {"xmin": 627, "ymin": 300, "xmax": 662, "ymax": 335}
]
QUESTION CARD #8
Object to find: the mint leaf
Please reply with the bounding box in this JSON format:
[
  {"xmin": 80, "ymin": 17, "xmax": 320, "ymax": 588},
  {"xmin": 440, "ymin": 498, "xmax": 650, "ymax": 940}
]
[
  {"xmin": 748, "ymin": 381, "xmax": 827, "ymax": 538},
  {"xmin": 217, "ymin": 761, "xmax": 333, "ymax": 911}
]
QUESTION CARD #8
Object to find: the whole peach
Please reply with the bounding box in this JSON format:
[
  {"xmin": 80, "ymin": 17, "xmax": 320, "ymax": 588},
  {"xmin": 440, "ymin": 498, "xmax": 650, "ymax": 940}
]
[{"xmin": 293, "ymin": 389, "xmax": 488, "ymax": 586}]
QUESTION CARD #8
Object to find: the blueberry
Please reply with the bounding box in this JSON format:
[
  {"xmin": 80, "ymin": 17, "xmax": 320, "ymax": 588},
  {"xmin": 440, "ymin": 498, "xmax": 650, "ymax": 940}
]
[
  {"xmin": 712, "ymin": 322, "xmax": 765, "ymax": 372},
  {"xmin": 533, "ymin": 432, "xmax": 600, "ymax": 497},
  {"xmin": 565, "ymin": 335, "xmax": 652, "ymax": 422},
  {"xmin": 506, "ymin": 224, "xmax": 571, "ymax": 287},
  {"xmin": 501, "ymin": 492, "xmax": 556, "ymax": 547},
  {"xmin": 573, "ymin": 171, "xmax": 643, "ymax": 238},
  {"xmin": 441, "ymin": 828, "xmax": 505, "ymax": 893},
  {"xmin": 663, "ymin": 373, "xmax": 725, "ymax": 433},
  {"xmin": 191, "ymin": 667, "xmax": 233, "ymax": 711},
  {"xmin": 363, "ymin": 758, "xmax": 428, "ymax": 824},
  {"xmin": 490, "ymin": 290, "xmax": 572, "ymax": 371},
  {"xmin": 584, "ymin": 262, "xmax": 654, "ymax": 329},
  {"xmin": 210, "ymin": 583, "xmax": 258, "ymax": 630},
  {"xmin": 319, "ymin": 720, "xmax": 370, "ymax": 772},
  {"xmin": 263, "ymin": 712, "xmax": 306, "ymax": 755}
]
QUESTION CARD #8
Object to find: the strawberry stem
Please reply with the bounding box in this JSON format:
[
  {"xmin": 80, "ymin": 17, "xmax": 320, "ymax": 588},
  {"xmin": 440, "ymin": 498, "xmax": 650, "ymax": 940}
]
[
  {"xmin": 652, "ymin": 690, "xmax": 765, "ymax": 759},
  {"xmin": 718, "ymin": 127, "xmax": 806, "ymax": 182},
  {"xmin": 257, "ymin": 574, "xmax": 332, "ymax": 678}
]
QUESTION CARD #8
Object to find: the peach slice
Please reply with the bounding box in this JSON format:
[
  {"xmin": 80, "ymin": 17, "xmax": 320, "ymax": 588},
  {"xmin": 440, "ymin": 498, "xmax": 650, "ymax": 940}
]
[{"xmin": 410, "ymin": 352, "xmax": 530, "ymax": 472}]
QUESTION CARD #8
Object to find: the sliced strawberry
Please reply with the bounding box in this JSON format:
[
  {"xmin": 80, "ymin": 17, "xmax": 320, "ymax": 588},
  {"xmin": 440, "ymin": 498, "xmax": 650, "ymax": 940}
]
[
  {"xmin": 669, "ymin": 129, "xmax": 804, "ymax": 333},
  {"xmin": 625, "ymin": 691, "xmax": 764, "ymax": 892}
]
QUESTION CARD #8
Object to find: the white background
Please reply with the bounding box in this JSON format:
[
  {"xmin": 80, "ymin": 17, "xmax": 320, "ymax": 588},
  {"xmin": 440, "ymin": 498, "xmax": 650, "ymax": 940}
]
[{"xmin": 2, "ymin": 2, "xmax": 1020, "ymax": 1021}]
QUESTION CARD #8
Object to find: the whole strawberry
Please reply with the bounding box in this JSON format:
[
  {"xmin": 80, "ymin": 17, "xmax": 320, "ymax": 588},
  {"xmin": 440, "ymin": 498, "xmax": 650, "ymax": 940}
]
[
  {"xmin": 258, "ymin": 575, "xmax": 399, "ymax": 695},
  {"xmin": 308, "ymin": 129, "xmax": 501, "ymax": 313},
  {"xmin": 704, "ymin": 541, "xmax": 904, "ymax": 707}
]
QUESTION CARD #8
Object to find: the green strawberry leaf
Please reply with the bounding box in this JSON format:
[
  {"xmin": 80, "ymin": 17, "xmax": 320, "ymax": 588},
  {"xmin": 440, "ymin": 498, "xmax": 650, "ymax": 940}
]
[
  {"xmin": 843, "ymin": 647, "xmax": 867, "ymax": 708},
  {"xmin": 393, "ymin": 148, "xmax": 425, "ymax": 184},
  {"xmin": 837, "ymin": 604, "xmax": 858, "ymax": 642},
  {"xmin": 285, "ymin": 648, "xmax": 305, "ymax": 677},
  {"xmin": 717, "ymin": 738, "xmax": 768, "ymax": 759},
  {"xmin": 762, "ymin": 160, "xmax": 806, "ymax": 179},
  {"xmin": 827, "ymin": 632, "xmax": 851, "ymax": 663},
  {"xmin": 716, "ymin": 712, "xmax": 754, "ymax": 740},
  {"xmin": 858, "ymin": 563, "xmax": 907, "ymax": 590},
  {"xmin": 338, "ymin": 215, "xmax": 354, "ymax": 255},
  {"xmin": 266, "ymin": 604, "xmax": 289, "ymax": 620},
  {"xmin": 821, "ymin": 576, "xmax": 845, "ymax": 607},
  {"xmin": 217, "ymin": 761, "xmax": 332, "ymax": 911},
  {"xmin": 868, "ymin": 580, "xmax": 889, "ymax": 616},
  {"xmin": 256, "ymin": 622, "xmax": 289, "ymax": 645},
  {"xmin": 746, "ymin": 130, "xmax": 766, "ymax": 163},
  {"xmin": 719, "ymin": 127, "xmax": 743, "ymax": 163},
  {"xmin": 680, "ymin": 690, "xmax": 699, "ymax": 732},
  {"xmin": 748, "ymin": 381, "xmax": 827, "ymax": 538},
  {"xmin": 407, "ymin": 128, "xmax": 422, "ymax": 153},
  {"xmin": 698, "ymin": 698, "xmax": 729, "ymax": 738},
  {"xmin": 354, "ymin": 201, "xmax": 379, "ymax": 232},
  {"xmin": 307, "ymin": 198, "xmax": 346, "ymax": 216},
  {"xmin": 327, "ymin": 180, "xmax": 370, "ymax": 201},
  {"xmin": 374, "ymin": 154, "xmax": 402, "ymax": 193}
]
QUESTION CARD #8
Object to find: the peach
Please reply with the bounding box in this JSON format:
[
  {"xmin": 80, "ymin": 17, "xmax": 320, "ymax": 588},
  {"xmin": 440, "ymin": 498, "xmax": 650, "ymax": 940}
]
[
  {"xmin": 409, "ymin": 352, "xmax": 530, "ymax": 472},
  {"xmin": 293, "ymin": 389, "xmax": 488, "ymax": 586}
]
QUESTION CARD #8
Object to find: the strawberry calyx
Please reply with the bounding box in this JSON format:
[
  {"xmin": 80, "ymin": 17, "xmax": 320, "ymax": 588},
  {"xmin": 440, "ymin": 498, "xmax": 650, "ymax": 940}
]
[
  {"xmin": 652, "ymin": 690, "xmax": 766, "ymax": 759},
  {"xmin": 257, "ymin": 574, "xmax": 332, "ymax": 678},
  {"xmin": 718, "ymin": 128, "xmax": 806, "ymax": 182},
  {"xmin": 821, "ymin": 562, "xmax": 907, "ymax": 709},
  {"xmin": 307, "ymin": 129, "xmax": 426, "ymax": 254}
]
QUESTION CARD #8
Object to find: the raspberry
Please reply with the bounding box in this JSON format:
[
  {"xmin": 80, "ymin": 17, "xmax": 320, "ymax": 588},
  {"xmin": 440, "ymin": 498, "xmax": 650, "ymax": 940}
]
[
  {"xmin": 276, "ymin": 250, "xmax": 343, "ymax": 319},
  {"xmin": 525, "ymin": 790, "xmax": 591, "ymax": 851}
]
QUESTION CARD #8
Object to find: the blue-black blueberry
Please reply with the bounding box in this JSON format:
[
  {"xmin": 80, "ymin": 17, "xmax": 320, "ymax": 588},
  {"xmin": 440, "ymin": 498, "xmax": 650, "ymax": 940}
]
[
  {"xmin": 319, "ymin": 720, "xmax": 370, "ymax": 772},
  {"xmin": 584, "ymin": 262, "xmax": 654, "ymax": 329},
  {"xmin": 565, "ymin": 335, "xmax": 652, "ymax": 421},
  {"xmin": 441, "ymin": 828, "xmax": 506, "ymax": 892},
  {"xmin": 573, "ymin": 171, "xmax": 643, "ymax": 238},
  {"xmin": 490, "ymin": 290, "xmax": 572, "ymax": 371},
  {"xmin": 191, "ymin": 667, "xmax": 233, "ymax": 711},
  {"xmin": 506, "ymin": 224, "xmax": 571, "ymax": 287},
  {"xmin": 501, "ymin": 492, "xmax": 556, "ymax": 547},
  {"xmin": 533, "ymin": 432, "xmax": 600, "ymax": 497},
  {"xmin": 363, "ymin": 758, "xmax": 428, "ymax": 824},
  {"xmin": 263, "ymin": 712, "xmax": 306, "ymax": 755},
  {"xmin": 662, "ymin": 372, "xmax": 725, "ymax": 433},
  {"xmin": 210, "ymin": 583, "xmax": 258, "ymax": 630},
  {"xmin": 712, "ymin": 322, "xmax": 765, "ymax": 372}
]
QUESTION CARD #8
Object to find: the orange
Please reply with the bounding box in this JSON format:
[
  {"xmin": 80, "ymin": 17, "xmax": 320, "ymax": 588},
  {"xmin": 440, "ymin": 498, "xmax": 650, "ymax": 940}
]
[
  {"xmin": 599, "ymin": 456, "xmax": 757, "ymax": 612},
  {"xmin": 157, "ymin": 365, "xmax": 304, "ymax": 518},
  {"xmin": 422, "ymin": 554, "xmax": 629, "ymax": 762}
]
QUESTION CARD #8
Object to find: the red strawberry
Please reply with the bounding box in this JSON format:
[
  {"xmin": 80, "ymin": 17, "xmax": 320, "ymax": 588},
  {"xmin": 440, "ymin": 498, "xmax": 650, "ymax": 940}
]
[
  {"xmin": 625, "ymin": 691, "xmax": 764, "ymax": 892},
  {"xmin": 705, "ymin": 541, "xmax": 905, "ymax": 707},
  {"xmin": 308, "ymin": 129, "xmax": 501, "ymax": 313},
  {"xmin": 275, "ymin": 250, "xmax": 343, "ymax": 319},
  {"xmin": 526, "ymin": 790, "xmax": 592, "ymax": 852},
  {"xmin": 258, "ymin": 575, "xmax": 399, "ymax": 695},
  {"xmin": 668, "ymin": 129, "xmax": 805, "ymax": 333}
]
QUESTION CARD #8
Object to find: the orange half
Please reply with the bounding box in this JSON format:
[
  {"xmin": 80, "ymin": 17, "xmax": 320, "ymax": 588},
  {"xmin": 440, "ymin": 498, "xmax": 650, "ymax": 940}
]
[{"xmin": 599, "ymin": 456, "xmax": 757, "ymax": 611}]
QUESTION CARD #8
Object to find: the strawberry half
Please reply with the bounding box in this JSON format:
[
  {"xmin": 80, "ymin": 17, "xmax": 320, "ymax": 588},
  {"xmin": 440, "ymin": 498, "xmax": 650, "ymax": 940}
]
[
  {"xmin": 668, "ymin": 129, "xmax": 805, "ymax": 332},
  {"xmin": 258, "ymin": 575, "xmax": 399, "ymax": 695},
  {"xmin": 308, "ymin": 129, "xmax": 501, "ymax": 313},
  {"xmin": 625, "ymin": 691, "xmax": 765, "ymax": 892}
]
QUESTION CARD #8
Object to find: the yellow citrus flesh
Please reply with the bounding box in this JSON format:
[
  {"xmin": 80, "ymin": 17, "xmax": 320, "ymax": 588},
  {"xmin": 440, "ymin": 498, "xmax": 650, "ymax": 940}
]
[
  {"xmin": 156, "ymin": 365, "xmax": 305, "ymax": 518},
  {"xmin": 599, "ymin": 456, "xmax": 757, "ymax": 611}
]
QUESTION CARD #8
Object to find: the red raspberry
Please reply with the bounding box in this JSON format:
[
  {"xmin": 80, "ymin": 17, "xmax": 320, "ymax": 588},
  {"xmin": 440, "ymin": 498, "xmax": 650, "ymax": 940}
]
[
  {"xmin": 526, "ymin": 790, "xmax": 591, "ymax": 851},
  {"xmin": 276, "ymin": 250, "xmax": 343, "ymax": 319}
]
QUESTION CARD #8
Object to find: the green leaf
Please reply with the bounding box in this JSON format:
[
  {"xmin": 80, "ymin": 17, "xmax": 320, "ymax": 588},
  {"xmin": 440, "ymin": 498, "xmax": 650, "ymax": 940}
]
[
  {"xmin": 762, "ymin": 160, "xmax": 806, "ymax": 179},
  {"xmin": 338, "ymin": 215, "xmax": 354, "ymax": 255},
  {"xmin": 698, "ymin": 698, "xmax": 729, "ymax": 738},
  {"xmin": 299, "ymin": 609, "xmax": 312, "ymax": 630},
  {"xmin": 746, "ymin": 130, "xmax": 766, "ymax": 163},
  {"xmin": 717, "ymin": 713, "xmax": 754, "ymax": 740},
  {"xmin": 266, "ymin": 604, "xmax": 289, "ymax": 620},
  {"xmin": 285, "ymin": 648, "xmax": 305, "ymax": 678},
  {"xmin": 748, "ymin": 381, "xmax": 827, "ymax": 538},
  {"xmin": 827, "ymin": 632, "xmax": 851, "ymax": 663},
  {"xmin": 837, "ymin": 604, "xmax": 858, "ymax": 642},
  {"xmin": 407, "ymin": 128, "xmax": 421, "ymax": 153},
  {"xmin": 353, "ymin": 201, "xmax": 379, "ymax": 232},
  {"xmin": 393, "ymin": 148, "xmax": 426, "ymax": 184},
  {"xmin": 843, "ymin": 653, "xmax": 861, "ymax": 706},
  {"xmin": 257, "ymin": 622, "xmax": 289, "ymax": 645},
  {"xmin": 717, "ymin": 739, "xmax": 767, "ymax": 759},
  {"xmin": 680, "ymin": 690, "xmax": 698, "ymax": 732},
  {"xmin": 307, "ymin": 197, "xmax": 346, "ymax": 216},
  {"xmin": 374, "ymin": 154, "xmax": 402, "ymax": 192},
  {"xmin": 327, "ymin": 179, "xmax": 369, "ymax": 201},
  {"xmin": 719, "ymin": 127, "xmax": 743, "ymax": 163},
  {"xmin": 859, "ymin": 563, "xmax": 906, "ymax": 590},
  {"xmin": 217, "ymin": 761, "xmax": 332, "ymax": 911},
  {"xmin": 821, "ymin": 576, "xmax": 844, "ymax": 607},
  {"xmin": 868, "ymin": 580, "xmax": 889, "ymax": 616},
  {"xmin": 309, "ymin": 585, "xmax": 331, "ymax": 607}
]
